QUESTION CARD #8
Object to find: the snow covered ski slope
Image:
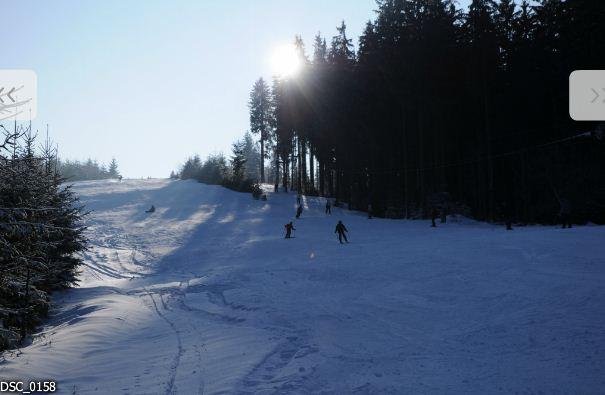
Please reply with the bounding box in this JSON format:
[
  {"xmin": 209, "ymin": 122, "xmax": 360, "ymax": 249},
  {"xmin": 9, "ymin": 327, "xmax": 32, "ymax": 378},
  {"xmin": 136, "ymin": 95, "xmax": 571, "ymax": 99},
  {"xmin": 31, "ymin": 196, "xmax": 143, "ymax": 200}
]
[{"xmin": 1, "ymin": 179, "xmax": 604, "ymax": 394}]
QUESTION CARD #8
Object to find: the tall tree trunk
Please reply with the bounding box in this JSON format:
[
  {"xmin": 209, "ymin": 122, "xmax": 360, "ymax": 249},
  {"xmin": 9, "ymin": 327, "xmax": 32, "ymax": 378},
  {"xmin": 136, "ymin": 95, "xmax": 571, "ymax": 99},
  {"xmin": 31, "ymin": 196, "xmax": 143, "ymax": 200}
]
[
  {"xmin": 260, "ymin": 135, "xmax": 265, "ymax": 183},
  {"xmin": 319, "ymin": 159, "xmax": 325, "ymax": 196},
  {"xmin": 274, "ymin": 153, "xmax": 280, "ymax": 189},
  {"xmin": 301, "ymin": 139, "xmax": 307, "ymax": 192},
  {"xmin": 309, "ymin": 143, "xmax": 315, "ymax": 192},
  {"xmin": 400, "ymin": 101, "xmax": 409, "ymax": 218},
  {"xmin": 297, "ymin": 137, "xmax": 303, "ymax": 192},
  {"xmin": 483, "ymin": 75, "xmax": 495, "ymax": 222},
  {"xmin": 328, "ymin": 166, "xmax": 334, "ymax": 197},
  {"xmin": 291, "ymin": 149, "xmax": 296, "ymax": 191},
  {"xmin": 282, "ymin": 153, "xmax": 289, "ymax": 192}
]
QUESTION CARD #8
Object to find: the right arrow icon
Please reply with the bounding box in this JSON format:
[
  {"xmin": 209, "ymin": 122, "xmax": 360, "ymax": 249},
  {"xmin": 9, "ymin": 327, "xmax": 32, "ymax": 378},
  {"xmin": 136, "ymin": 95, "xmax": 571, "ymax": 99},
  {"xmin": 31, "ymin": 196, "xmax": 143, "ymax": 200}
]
[
  {"xmin": 590, "ymin": 88, "xmax": 600, "ymax": 103},
  {"xmin": 569, "ymin": 70, "xmax": 604, "ymax": 120}
]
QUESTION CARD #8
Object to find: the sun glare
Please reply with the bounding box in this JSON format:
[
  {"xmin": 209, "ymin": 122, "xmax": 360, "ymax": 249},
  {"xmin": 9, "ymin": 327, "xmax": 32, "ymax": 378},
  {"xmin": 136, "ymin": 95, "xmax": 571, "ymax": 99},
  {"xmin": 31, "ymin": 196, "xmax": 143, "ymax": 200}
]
[{"xmin": 270, "ymin": 44, "xmax": 302, "ymax": 77}]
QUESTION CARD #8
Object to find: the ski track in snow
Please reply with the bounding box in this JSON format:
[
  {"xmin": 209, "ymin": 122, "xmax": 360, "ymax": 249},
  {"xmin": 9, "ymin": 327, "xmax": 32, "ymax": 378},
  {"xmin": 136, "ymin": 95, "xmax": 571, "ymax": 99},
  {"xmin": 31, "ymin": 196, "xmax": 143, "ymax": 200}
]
[{"xmin": 1, "ymin": 178, "xmax": 604, "ymax": 394}]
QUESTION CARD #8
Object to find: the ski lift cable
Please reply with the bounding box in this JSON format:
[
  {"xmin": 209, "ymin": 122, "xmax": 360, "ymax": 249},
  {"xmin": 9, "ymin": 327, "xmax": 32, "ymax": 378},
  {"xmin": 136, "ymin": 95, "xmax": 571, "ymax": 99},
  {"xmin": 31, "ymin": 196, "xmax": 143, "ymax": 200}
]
[{"xmin": 335, "ymin": 129, "xmax": 599, "ymax": 176}]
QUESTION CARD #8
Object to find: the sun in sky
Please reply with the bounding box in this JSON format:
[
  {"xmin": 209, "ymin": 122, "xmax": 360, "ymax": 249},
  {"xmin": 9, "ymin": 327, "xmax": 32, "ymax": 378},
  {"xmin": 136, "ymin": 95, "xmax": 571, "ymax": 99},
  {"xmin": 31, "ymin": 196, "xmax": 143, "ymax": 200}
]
[{"xmin": 270, "ymin": 44, "xmax": 302, "ymax": 77}]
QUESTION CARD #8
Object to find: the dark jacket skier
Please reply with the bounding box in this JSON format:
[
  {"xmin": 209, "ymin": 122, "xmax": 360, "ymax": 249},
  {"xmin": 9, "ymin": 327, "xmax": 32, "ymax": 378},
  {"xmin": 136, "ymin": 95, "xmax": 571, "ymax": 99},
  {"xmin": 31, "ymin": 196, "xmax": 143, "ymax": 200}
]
[
  {"xmin": 335, "ymin": 220, "xmax": 348, "ymax": 244},
  {"xmin": 431, "ymin": 207, "xmax": 439, "ymax": 227},
  {"xmin": 296, "ymin": 204, "xmax": 303, "ymax": 219},
  {"xmin": 559, "ymin": 198, "xmax": 572, "ymax": 229},
  {"xmin": 285, "ymin": 222, "xmax": 295, "ymax": 238},
  {"xmin": 145, "ymin": 205, "xmax": 155, "ymax": 213},
  {"xmin": 325, "ymin": 200, "xmax": 332, "ymax": 214}
]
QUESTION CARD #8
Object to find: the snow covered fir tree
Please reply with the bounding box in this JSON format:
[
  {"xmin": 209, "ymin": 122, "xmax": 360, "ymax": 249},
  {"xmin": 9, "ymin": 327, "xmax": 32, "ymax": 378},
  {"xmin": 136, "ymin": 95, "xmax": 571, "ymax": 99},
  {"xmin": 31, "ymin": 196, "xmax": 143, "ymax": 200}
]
[{"xmin": 0, "ymin": 125, "xmax": 87, "ymax": 350}]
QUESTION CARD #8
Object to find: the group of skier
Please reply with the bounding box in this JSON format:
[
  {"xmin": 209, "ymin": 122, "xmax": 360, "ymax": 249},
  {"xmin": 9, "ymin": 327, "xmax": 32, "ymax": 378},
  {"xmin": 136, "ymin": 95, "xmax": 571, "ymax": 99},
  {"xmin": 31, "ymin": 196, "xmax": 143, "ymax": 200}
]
[{"xmin": 285, "ymin": 196, "xmax": 349, "ymax": 244}]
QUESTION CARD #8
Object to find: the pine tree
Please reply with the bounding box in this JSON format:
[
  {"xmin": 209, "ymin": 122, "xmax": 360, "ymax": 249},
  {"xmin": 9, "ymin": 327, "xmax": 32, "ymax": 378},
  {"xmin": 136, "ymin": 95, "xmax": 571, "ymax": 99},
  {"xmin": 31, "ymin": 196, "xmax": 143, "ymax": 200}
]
[
  {"xmin": 0, "ymin": 126, "xmax": 87, "ymax": 349},
  {"xmin": 328, "ymin": 21, "xmax": 355, "ymax": 65},
  {"xmin": 241, "ymin": 132, "xmax": 260, "ymax": 181},
  {"xmin": 108, "ymin": 157, "xmax": 120, "ymax": 178},
  {"xmin": 249, "ymin": 78, "xmax": 272, "ymax": 183},
  {"xmin": 230, "ymin": 140, "xmax": 247, "ymax": 188}
]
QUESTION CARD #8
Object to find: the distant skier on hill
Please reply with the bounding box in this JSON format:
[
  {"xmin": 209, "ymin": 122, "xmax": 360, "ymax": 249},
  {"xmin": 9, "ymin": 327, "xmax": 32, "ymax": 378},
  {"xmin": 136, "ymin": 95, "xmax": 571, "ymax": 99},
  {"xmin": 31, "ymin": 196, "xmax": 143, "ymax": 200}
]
[
  {"xmin": 297, "ymin": 193, "xmax": 302, "ymax": 205},
  {"xmin": 284, "ymin": 221, "xmax": 295, "ymax": 238},
  {"xmin": 559, "ymin": 198, "xmax": 572, "ymax": 229},
  {"xmin": 335, "ymin": 220, "xmax": 348, "ymax": 244},
  {"xmin": 325, "ymin": 199, "xmax": 332, "ymax": 214},
  {"xmin": 431, "ymin": 207, "xmax": 439, "ymax": 227},
  {"xmin": 296, "ymin": 204, "xmax": 303, "ymax": 219},
  {"xmin": 145, "ymin": 205, "xmax": 155, "ymax": 213}
]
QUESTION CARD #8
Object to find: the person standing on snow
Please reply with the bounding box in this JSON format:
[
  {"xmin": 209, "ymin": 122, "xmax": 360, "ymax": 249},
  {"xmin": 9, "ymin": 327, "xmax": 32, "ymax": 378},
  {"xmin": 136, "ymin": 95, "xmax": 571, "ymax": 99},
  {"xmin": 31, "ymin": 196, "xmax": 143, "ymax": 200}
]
[
  {"xmin": 431, "ymin": 207, "xmax": 439, "ymax": 227},
  {"xmin": 297, "ymin": 193, "xmax": 302, "ymax": 205},
  {"xmin": 325, "ymin": 199, "xmax": 332, "ymax": 214},
  {"xmin": 335, "ymin": 220, "xmax": 349, "ymax": 244},
  {"xmin": 559, "ymin": 197, "xmax": 572, "ymax": 229},
  {"xmin": 296, "ymin": 204, "xmax": 303, "ymax": 219},
  {"xmin": 284, "ymin": 221, "xmax": 296, "ymax": 238}
]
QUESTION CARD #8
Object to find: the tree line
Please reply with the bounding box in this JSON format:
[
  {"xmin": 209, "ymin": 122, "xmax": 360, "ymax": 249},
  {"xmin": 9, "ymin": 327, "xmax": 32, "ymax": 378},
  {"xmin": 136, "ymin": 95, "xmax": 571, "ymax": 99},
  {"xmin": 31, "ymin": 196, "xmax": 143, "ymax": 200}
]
[
  {"xmin": 249, "ymin": 0, "xmax": 604, "ymax": 223},
  {"xmin": 0, "ymin": 124, "xmax": 87, "ymax": 350},
  {"xmin": 57, "ymin": 157, "xmax": 120, "ymax": 181},
  {"xmin": 175, "ymin": 132, "xmax": 264, "ymax": 196}
]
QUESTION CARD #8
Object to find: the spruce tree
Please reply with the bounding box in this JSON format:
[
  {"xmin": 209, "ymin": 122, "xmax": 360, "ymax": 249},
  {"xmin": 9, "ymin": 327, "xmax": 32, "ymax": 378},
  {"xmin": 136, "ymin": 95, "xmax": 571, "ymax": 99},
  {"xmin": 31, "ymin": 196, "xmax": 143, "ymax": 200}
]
[
  {"xmin": 108, "ymin": 157, "xmax": 120, "ymax": 178},
  {"xmin": 248, "ymin": 78, "xmax": 272, "ymax": 183}
]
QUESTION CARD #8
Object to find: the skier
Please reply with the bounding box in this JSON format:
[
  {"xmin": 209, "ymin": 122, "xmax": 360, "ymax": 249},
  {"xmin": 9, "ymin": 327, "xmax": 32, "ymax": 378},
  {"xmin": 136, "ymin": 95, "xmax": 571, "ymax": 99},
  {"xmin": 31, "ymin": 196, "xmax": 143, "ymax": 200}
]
[
  {"xmin": 559, "ymin": 197, "xmax": 572, "ymax": 229},
  {"xmin": 335, "ymin": 220, "xmax": 348, "ymax": 244},
  {"xmin": 431, "ymin": 207, "xmax": 439, "ymax": 227},
  {"xmin": 295, "ymin": 204, "xmax": 303, "ymax": 219},
  {"xmin": 145, "ymin": 205, "xmax": 155, "ymax": 213},
  {"xmin": 284, "ymin": 221, "xmax": 295, "ymax": 238},
  {"xmin": 296, "ymin": 193, "xmax": 302, "ymax": 205},
  {"xmin": 367, "ymin": 203, "xmax": 373, "ymax": 219},
  {"xmin": 274, "ymin": 183, "xmax": 279, "ymax": 193},
  {"xmin": 325, "ymin": 199, "xmax": 332, "ymax": 214}
]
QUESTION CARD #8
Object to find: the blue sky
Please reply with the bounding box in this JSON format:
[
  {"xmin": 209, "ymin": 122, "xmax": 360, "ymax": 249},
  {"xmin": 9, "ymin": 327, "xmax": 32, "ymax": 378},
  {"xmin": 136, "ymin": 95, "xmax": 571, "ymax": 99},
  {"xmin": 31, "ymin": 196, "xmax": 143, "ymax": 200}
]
[{"xmin": 2, "ymin": 0, "xmax": 470, "ymax": 177}]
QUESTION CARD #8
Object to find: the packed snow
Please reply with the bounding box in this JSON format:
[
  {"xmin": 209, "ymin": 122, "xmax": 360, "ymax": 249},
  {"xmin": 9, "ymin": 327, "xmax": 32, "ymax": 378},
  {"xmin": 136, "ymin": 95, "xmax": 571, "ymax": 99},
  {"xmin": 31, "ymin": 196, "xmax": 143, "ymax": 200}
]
[{"xmin": 1, "ymin": 179, "xmax": 604, "ymax": 394}]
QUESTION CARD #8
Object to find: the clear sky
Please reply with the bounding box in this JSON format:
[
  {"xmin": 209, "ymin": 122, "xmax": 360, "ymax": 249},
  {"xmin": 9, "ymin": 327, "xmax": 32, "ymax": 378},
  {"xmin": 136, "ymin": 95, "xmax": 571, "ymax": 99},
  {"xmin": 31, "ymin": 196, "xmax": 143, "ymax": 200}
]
[{"xmin": 2, "ymin": 0, "xmax": 470, "ymax": 177}]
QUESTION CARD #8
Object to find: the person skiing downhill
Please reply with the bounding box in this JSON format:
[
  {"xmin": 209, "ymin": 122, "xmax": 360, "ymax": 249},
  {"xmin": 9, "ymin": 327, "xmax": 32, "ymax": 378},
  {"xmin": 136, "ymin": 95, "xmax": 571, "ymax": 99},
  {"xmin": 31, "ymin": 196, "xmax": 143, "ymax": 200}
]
[
  {"xmin": 284, "ymin": 222, "xmax": 295, "ymax": 238},
  {"xmin": 335, "ymin": 220, "xmax": 348, "ymax": 244},
  {"xmin": 325, "ymin": 199, "xmax": 332, "ymax": 214},
  {"xmin": 296, "ymin": 204, "xmax": 303, "ymax": 219},
  {"xmin": 145, "ymin": 205, "xmax": 155, "ymax": 213}
]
